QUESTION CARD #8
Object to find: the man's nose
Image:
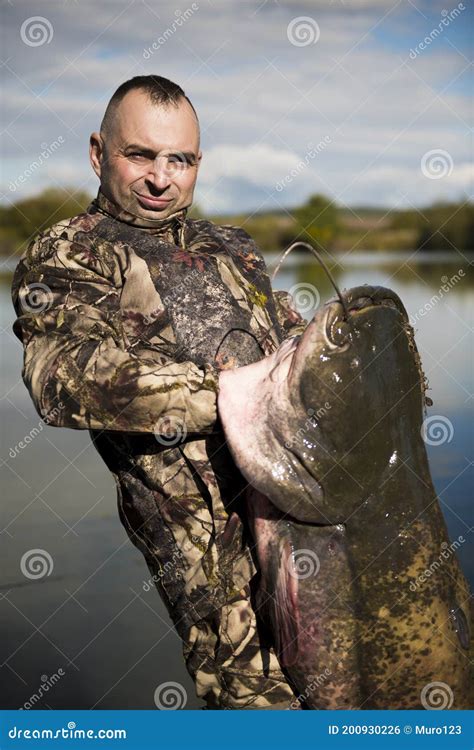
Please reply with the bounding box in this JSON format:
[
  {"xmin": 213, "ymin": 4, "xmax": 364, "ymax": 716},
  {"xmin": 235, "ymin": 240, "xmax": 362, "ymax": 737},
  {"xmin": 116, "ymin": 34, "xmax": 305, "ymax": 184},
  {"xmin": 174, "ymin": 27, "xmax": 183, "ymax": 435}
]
[{"xmin": 147, "ymin": 156, "xmax": 172, "ymax": 189}]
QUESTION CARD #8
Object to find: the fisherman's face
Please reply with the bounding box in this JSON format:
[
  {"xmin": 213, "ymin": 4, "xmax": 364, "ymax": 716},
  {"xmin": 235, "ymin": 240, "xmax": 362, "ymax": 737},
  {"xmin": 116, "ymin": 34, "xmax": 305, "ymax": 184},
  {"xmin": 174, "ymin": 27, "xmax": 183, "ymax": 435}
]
[{"xmin": 90, "ymin": 90, "xmax": 202, "ymax": 220}]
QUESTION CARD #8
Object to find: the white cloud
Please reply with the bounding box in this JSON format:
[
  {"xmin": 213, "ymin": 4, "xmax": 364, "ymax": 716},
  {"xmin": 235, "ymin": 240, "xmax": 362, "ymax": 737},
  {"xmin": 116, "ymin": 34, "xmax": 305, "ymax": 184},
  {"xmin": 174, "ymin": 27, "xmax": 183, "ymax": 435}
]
[
  {"xmin": 1, "ymin": 0, "xmax": 470, "ymax": 211},
  {"xmin": 199, "ymin": 143, "xmax": 302, "ymax": 185}
]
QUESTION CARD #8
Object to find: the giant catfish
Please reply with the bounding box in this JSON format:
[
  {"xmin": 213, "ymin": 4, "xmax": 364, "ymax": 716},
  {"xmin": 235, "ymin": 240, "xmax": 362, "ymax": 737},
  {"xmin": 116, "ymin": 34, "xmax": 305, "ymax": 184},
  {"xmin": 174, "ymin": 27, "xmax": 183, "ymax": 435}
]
[{"xmin": 217, "ymin": 284, "xmax": 472, "ymax": 709}]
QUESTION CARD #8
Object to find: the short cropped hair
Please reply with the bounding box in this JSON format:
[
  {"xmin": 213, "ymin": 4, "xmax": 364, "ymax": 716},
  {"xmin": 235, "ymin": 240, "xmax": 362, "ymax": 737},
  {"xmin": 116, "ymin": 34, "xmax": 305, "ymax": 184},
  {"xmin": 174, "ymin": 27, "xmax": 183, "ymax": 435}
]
[{"xmin": 100, "ymin": 75, "xmax": 199, "ymax": 137}]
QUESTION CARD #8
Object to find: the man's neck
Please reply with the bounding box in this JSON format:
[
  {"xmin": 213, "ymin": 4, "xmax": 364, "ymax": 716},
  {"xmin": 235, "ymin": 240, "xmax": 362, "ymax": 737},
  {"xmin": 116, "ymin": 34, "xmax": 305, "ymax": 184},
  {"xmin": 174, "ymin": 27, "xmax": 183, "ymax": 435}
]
[{"xmin": 89, "ymin": 188, "xmax": 189, "ymax": 245}]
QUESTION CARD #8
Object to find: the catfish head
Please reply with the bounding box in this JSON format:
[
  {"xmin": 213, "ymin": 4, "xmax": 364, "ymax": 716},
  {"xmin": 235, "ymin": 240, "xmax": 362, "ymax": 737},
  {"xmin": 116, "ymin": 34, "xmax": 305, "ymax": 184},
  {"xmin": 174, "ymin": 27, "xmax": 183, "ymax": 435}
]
[{"xmin": 267, "ymin": 285, "xmax": 428, "ymax": 523}]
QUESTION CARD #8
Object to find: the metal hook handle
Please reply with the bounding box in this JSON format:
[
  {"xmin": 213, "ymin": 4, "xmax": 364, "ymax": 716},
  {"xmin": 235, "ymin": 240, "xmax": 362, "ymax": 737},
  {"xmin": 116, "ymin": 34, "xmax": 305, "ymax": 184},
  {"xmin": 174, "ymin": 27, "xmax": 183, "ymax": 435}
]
[{"xmin": 271, "ymin": 241, "xmax": 350, "ymax": 321}]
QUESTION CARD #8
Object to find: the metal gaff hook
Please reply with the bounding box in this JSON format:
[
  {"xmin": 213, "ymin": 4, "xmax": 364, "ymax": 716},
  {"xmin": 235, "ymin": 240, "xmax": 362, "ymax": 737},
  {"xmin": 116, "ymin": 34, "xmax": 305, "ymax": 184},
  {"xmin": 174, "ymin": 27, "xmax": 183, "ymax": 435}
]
[{"xmin": 270, "ymin": 241, "xmax": 350, "ymax": 321}]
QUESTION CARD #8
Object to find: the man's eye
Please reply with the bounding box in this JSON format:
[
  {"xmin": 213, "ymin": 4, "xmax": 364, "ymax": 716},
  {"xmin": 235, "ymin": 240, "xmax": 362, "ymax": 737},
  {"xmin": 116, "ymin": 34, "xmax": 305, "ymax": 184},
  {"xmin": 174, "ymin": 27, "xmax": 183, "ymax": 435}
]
[
  {"xmin": 167, "ymin": 156, "xmax": 190, "ymax": 169},
  {"xmin": 128, "ymin": 153, "xmax": 148, "ymax": 160}
]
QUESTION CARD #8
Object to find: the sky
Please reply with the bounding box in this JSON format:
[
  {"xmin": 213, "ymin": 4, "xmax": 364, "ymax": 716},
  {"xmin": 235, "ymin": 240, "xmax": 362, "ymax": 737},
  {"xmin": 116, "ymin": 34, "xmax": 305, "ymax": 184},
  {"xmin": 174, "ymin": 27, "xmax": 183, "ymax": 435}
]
[{"xmin": 1, "ymin": 0, "xmax": 472, "ymax": 214}]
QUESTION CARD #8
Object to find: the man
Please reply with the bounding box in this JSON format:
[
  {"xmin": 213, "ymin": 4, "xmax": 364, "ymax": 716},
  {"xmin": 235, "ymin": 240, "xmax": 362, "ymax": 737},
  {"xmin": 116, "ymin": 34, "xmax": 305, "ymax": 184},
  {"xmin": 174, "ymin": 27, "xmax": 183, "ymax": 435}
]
[{"xmin": 11, "ymin": 76, "xmax": 307, "ymax": 709}]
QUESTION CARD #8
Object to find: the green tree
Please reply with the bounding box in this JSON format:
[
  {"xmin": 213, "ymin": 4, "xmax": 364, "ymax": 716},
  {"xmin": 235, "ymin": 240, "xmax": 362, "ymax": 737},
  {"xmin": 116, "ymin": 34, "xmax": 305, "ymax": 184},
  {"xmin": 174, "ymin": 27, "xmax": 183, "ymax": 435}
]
[
  {"xmin": 416, "ymin": 201, "xmax": 474, "ymax": 252},
  {"xmin": 0, "ymin": 188, "xmax": 92, "ymax": 255},
  {"xmin": 285, "ymin": 193, "xmax": 340, "ymax": 250}
]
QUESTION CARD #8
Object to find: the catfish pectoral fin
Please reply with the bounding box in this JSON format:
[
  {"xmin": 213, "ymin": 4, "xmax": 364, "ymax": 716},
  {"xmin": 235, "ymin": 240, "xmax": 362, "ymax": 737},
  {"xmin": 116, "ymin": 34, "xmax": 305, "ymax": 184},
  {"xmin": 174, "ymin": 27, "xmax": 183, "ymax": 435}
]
[
  {"xmin": 246, "ymin": 486, "xmax": 301, "ymax": 668},
  {"xmin": 268, "ymin": 538, "xmax": 300, "ymax": 668}
]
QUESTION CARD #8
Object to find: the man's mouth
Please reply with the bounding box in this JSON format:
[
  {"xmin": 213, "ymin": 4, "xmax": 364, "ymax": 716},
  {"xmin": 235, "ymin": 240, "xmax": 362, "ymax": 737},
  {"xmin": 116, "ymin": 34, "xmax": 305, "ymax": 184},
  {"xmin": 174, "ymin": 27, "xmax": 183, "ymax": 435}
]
[{"xmin": 135, "ymin": 192, "xmax": 173, "ymax": 208}]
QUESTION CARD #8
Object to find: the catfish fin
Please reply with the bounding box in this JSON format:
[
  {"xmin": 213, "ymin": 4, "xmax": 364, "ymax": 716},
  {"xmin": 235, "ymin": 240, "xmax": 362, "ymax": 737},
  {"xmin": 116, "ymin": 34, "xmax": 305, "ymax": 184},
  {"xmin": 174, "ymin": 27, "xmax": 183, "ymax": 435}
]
[{"xmin": 270, "ymin": 539, "xmax": 300, "ymax": 668}]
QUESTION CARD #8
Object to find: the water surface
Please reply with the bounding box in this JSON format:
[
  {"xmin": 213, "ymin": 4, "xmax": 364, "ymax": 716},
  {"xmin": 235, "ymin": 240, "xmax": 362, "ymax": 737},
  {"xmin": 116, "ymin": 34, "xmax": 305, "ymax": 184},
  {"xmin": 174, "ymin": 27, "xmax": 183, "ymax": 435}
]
[{"xmin": 1, "ymin": 250, "xmax": 472, "ymax": 709}]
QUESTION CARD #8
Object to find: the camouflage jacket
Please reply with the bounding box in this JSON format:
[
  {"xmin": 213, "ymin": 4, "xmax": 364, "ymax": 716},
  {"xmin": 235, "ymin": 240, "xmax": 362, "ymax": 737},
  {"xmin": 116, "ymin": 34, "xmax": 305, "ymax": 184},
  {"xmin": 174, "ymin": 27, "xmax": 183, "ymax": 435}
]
[{"xmin": 11, "ymin": 189, "xmax": 307, "ymax": 635}]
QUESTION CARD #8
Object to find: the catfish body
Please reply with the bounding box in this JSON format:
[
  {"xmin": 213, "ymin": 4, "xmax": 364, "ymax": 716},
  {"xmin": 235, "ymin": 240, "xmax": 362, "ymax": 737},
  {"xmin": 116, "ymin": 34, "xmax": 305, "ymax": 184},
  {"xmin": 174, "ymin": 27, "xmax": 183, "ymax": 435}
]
[{"xmin": 220, "ymin": 286, "xmax": 472, "ymax": 708}]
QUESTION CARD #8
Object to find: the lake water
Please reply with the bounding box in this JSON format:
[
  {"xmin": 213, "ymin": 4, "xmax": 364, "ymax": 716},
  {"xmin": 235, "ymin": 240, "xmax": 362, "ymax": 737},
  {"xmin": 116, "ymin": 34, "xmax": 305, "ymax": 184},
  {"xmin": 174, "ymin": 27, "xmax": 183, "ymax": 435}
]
[{"xmin": 1, "ymin": 250, "xmax": 472, "ymax": 710}]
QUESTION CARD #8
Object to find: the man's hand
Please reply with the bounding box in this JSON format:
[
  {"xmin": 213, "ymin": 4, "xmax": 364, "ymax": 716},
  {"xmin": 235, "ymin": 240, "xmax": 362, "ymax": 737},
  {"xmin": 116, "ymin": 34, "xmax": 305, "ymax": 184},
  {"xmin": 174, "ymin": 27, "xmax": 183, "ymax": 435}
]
[{"xmin": 217, "ymin": 336, "xmax": 300, "ymax": 445}]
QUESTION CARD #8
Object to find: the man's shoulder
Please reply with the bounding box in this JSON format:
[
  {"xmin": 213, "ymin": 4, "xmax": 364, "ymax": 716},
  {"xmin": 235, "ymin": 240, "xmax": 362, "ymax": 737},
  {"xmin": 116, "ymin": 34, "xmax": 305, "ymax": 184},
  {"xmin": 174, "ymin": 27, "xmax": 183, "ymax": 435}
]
[
  {"xmin": 23, "ymin": 208, "xmax": 104, "ymax": 264},
  {"xmin": 34, "ymin": 208, "xmax": 102, "ymax": 246},
  {"xmin": 187, "ymin": 217, "xmax": 262, "ymax": 256}
]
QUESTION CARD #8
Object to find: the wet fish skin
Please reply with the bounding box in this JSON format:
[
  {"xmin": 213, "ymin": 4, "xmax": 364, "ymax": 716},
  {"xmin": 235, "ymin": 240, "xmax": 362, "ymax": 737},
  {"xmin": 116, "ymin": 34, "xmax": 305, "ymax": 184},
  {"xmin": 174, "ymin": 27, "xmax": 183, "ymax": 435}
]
[
  {"xmin": 247, "ymin": 487, "xmax": 362, "ymax": 709},
  {"xmin": 219, "ymin": 285, "xmax": 472, "ymax": 708}
]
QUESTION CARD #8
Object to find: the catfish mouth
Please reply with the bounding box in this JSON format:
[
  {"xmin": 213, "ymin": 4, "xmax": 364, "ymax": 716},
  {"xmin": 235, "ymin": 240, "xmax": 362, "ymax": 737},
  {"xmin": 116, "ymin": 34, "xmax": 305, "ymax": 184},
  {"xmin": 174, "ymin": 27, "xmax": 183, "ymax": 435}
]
[
  {"xmin": 290, "ymin": 285, "xmax": 410, "ymax": 391},
  {"xmin": 325, "ymin": 285, "xmax": 408, "ymax": 348}
]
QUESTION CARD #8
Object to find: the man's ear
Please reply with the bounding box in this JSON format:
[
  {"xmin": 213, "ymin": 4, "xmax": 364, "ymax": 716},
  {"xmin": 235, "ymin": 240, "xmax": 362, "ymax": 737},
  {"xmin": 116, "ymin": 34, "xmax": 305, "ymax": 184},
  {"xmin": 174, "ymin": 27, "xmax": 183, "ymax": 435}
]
[{"xmin": 89, "ymin": 132, "xmax": 103, "ymax": 179}]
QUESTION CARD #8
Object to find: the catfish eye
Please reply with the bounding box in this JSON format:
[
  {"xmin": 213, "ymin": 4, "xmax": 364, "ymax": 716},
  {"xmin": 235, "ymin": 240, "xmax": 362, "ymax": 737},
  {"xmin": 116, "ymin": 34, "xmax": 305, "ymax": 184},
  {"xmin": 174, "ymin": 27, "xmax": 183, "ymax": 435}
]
[{"xmin": 328, "ymin": 318, "xmax": 351, "ymax": 347}]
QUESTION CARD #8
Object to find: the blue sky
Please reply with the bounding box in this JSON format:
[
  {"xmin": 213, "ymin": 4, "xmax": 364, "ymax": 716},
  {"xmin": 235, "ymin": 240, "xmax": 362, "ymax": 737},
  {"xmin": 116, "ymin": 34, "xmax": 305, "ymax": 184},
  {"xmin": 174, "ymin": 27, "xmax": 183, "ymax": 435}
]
[{"xmin": 1, "ymin": 0, "xmax": 472, "ymax": 214}]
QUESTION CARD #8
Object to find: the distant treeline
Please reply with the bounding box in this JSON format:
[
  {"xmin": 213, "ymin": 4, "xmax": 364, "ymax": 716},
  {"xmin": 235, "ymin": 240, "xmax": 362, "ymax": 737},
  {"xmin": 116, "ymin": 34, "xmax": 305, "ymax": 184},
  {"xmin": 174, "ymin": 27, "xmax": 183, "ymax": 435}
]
[{"xmin": 1, "ymin": 188, "xmax": 472, "ymax": 257}]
